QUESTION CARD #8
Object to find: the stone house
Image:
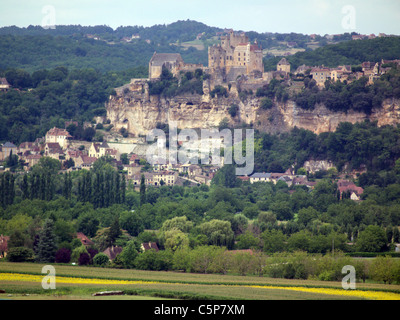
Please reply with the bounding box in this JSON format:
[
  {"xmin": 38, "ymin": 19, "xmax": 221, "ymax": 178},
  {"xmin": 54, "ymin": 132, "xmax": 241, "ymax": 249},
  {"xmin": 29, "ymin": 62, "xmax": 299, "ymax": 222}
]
[
  {"xmin": 249, "ymin": 172, "xmax": 271, "ymax": 184},
  {"xmin": 89, "ymin": 142, "xmax": 120, "ymax": 160},
  {"xmin": 311, "ymin": 67, "xmax": 332, "ymax": 87},
  {"xmin": 45, "ymin": 127, "xmax": 72, "ymax": 149},
  {"xmin": 44, "ymin": 142, "xmax": 64, "ymax": 160},
  {"xmin": 277, "ymin": 58, "xmax": 291, "ymax": 74},
  {"xmin": 2, "ymin": 142, "xmax": 17, "ymax": 159},
  {"xmin": 26, "ymin": 154, "xmax": 42, "ymax": 167},
  {"xmin": 103, "ymin": 246, "xmax": 123, "ymax": 260},
  {"xmin": 0, "ymin": 78, "xmax": 10, "ymax": 91},
  {"xmin": 149, "ymin": 52, "xmax": 202, "ymax": 80},
  {"xmin": 337, "ymin": 179, "xmax": 364, "ymax": 200}
]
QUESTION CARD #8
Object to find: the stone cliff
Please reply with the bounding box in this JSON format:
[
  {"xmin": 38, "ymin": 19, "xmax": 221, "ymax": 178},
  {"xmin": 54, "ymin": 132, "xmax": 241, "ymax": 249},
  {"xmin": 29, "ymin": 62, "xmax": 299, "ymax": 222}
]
[{"xmin": 106, "ymin": 80, "xmax": 400, "ymax": 137}]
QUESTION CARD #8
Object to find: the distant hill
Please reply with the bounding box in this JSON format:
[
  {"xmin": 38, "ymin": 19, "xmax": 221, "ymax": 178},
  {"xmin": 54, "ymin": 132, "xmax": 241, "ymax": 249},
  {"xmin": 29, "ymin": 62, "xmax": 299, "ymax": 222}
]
[
  {"xmin": 0, "ymin": 20, "xmax": 358, "ymax": 74},
  {"xmin": 0, "ymin": 20, "xmax": 221, "ymax": 73}
]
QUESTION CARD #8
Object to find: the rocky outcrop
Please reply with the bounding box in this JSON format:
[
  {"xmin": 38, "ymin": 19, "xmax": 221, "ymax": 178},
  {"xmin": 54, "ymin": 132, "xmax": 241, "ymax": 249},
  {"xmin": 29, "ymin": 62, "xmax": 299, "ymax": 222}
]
[
  {"xmin": 106, "ymin": 80, "xmax": 400, "ymax": 137},
  {"xmin": 274, "ymin": 98, "xmax": 400, "ymax": 134}
]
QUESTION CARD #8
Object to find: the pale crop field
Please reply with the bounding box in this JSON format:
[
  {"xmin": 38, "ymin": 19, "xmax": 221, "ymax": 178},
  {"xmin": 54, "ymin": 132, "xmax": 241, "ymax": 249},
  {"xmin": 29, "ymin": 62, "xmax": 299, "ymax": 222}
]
[{"xmin": 1, "ymin": 262, "xmax": 399, "ymax": 300}]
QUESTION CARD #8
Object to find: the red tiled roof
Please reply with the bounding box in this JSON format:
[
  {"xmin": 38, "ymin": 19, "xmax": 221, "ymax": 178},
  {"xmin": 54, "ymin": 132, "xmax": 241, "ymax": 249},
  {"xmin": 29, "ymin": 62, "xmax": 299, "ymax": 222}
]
[
  {"xmin": 76, "ymin": 232, "xmax": 94, "ymax": 246},
  {"xmin": 46, "ymin": 127, "xmax": 72, "ymax": 137}
]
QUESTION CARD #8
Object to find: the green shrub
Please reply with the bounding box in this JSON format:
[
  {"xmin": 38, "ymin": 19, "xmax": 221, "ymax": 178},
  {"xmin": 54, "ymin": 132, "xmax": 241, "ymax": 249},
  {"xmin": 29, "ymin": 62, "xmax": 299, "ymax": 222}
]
[
  {"xmin": 7, "ymin": 247, "xmax": 35, "ymax": 262},
  {"xmin": 260, "ymin": 97, "xmax": 273, "ymax": 110},
  {"xmin": 93, "ymin": 253, "xmax": 110, "ymax": 267}
]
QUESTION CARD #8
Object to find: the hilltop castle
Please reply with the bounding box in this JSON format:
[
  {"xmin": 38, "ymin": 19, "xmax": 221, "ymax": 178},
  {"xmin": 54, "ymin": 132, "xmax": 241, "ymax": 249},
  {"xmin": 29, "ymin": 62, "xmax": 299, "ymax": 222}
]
[
  {"xmin": 148, "ymin": 30, "xmax": 266, "ymax": 87},
  {"xmin": 208, "ymin": 30, "xmax": 264, "ymax": 83}
]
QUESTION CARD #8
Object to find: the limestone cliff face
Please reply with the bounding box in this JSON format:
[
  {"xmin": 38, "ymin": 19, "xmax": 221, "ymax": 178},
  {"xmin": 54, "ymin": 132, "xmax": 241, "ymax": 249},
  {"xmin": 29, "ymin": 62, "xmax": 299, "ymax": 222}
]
[
  {"xmin": 106, "ymin": 82, "xmax": 400, "ymax": 136},
  {"xmin": 273, "ymin": 98, "xmax": 400, "ymax": 134},
  {"xmin": 106, "ymin": 83, "xmax": 258, "ymax": 136}
]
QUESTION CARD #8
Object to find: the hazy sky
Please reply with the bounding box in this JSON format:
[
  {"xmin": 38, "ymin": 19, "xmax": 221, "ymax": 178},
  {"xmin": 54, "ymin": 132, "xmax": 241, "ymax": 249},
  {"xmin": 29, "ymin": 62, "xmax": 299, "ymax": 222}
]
[{"xmin": 1, "ymin": 0, "xmax": 399, "ymax": 35}]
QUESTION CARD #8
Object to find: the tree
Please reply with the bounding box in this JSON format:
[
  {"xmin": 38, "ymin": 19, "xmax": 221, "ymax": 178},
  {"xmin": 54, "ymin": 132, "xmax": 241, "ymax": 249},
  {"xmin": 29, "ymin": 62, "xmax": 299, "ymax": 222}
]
[
  {"xmin": 55, "ymin": 248, "xmax": 71, "ymax": 263},
  {"xmin": 260, "ymin": 97, "xmax": 273, "ymax": 110},
  {"xmin": 7, "ymin": 247, "xmax": 34, "ymax": 262},
  {"xmin": 356, "ymin": 225, "xmax": 387, "ymax": 252},
  {"xmin": 393, "ymin": 227, "xmax": 400, "ymax": 243},
  {"xmin": 211, "ymin": 164, "xmax": 239, "ymax": 188},
  {"xmin": 118, "ymin": 239, "xmax": 140, "ymax": 268},
  {"xmin": 235, "ymin": 231, "xmax": 260, "ymax": 250},
  {"xmin": 93, "ymin": 252, "xmax": 109, "ymax": 267},
  {"xmin": 297, "ymin": 206, "xmax": 319, "ymax": 226},
  {"xmin": 198, "ymin": 219, "xmax": 234, "ymax": 249},
  {"xmin": 164, "ymin": 229, "xmax": 190, "ymax": 252},
  {"xmin": 228, "ymin": 104, "xmax": 239, "ymax": 117},
  {"xmin": 119, "ymin": 210, "xmax": 144, "ymax": 237},
  {"xmin": 261, "ymin": 229, "xmax": 287, "ymax": 253},
  {"xmin": 107, "ymin": 216, "xmax": 121, "ymax": 247},
  {"xmin": 140, "ymin": 174, "xmax": 146, "ymax": 206},
  {"xmin": 369, "ymin": 256, "xmax": 397, "ymax": 284},
  {"xmin": 36, "ymin": 219, "xmax": 58, "ymax": 263}
]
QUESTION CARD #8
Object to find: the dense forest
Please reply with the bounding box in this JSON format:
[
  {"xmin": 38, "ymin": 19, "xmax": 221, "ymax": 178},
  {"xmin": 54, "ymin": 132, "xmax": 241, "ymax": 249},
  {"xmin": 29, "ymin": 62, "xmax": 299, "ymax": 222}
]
[
  {"xmin": 0, "ymin": 66, "xmax": 147, "ymax": 144},
  {"xmin": 0, "ymin": 21, "xmax": 220, "ymax": 73}
]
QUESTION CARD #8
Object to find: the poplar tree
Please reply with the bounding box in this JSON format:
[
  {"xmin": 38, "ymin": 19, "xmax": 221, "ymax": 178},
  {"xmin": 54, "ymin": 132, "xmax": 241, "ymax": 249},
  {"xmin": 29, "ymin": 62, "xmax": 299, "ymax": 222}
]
[{"xmin": 140, "ymin": 174, "xmax": 146, "ymax": 206}]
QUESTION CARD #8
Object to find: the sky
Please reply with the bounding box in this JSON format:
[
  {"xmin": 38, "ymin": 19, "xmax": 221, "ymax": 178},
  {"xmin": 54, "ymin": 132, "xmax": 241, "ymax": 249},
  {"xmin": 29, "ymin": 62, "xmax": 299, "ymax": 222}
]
[{"xmin": 0, "ymin": 0, "xmax": 399, "ymax": 35}]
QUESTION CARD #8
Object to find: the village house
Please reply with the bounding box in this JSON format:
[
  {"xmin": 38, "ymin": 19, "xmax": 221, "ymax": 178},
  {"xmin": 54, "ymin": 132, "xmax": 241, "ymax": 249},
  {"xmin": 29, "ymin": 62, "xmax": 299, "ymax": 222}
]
[
  {"xmin": 337, "ymin": 179, "xmax": 364, "ymax": 200},
  {"xmin": 18, "ymin": 142, "xmax": 35, "ymax": 155},
  {"xmin": 76, "ymin": 232, "xmax": 94, "ymax": 247},
  {"xmin": 311, "ymin": 66, "xmax": 332, "ymax": 87},
  {"xmin": 192, "ymin": 174, "xmax": 212, "ymax": 186},
  {"xmin": 294, "ymin": 64, "xmax": 311, "ymax": 75},
  {"xmin": 277, "ymin": 58, "xmax": 291, "ymax": 74},
  {"xmin": 2, "ymin": 142, "xmax": 18, "ymax": 160},
  {"xmin": 153, "ymin": 171, "xmax": 178, "ymax": 186},
  {"xmin": 103, "ymin": 246, "xmax": 123, "ymax": 260},
  {"xmin": 44, "ymin": 142, "xmax": 64, "ymax": 160},
  {"xmin": 0, "ymin": 234, "xmax": 9, "ymax": 258},
  {"xmin": 129, "ymin": 170, "xmax": 178, "ymax": 187},
  {"xmin": 25, "ymin": 154, "xmax": 42, "ymax": 168},
  {"xmin": 249, "ymin": 172, "xmax": 271, "ymax": 184},
  {"xmin": 141, "ymin": 242, "xmax": 159, "ymax": 252},
  {"xmin": 129, "ymin": 153, "xmax": 141, "ymax": 165},
  {"xmin": 148, "ymin": 52, "xmax": 203, "ymax": 80},
  {"xmin": 88, "ymin": 142, "xmax": 120, "ymax": 160},
  {"xmin": 0, "ymin": 78, "xmax": 11, "ymax": 91},
  {"xmin": 45, "ymin": 127, "xmax": 72, "ymax": 149},
  {"xmin": 75, "ymin": 155, "xmax": 97, "ymax": 170}
]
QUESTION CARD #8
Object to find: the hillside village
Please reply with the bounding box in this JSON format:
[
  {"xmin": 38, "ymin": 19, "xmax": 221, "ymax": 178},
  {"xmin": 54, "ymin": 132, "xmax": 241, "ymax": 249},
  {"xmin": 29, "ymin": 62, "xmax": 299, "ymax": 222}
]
[
  {"xmin": 147, "ymin": 29, "xmax": 400, "ymax": 93},
  {"xmin": 1, "ymin": 30, "xmax": 391, "ymax": 202},
  {"xmin": 0, "ymin": 120, "xmax": 366, "ymax": 203}
]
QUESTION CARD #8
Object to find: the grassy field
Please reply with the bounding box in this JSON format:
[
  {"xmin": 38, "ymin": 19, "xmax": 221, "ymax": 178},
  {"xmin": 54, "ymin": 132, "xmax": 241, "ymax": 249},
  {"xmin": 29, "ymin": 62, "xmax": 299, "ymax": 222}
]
[{"xmin": 1, "ymin": 262, "xmax": 400, "ymax": 300}]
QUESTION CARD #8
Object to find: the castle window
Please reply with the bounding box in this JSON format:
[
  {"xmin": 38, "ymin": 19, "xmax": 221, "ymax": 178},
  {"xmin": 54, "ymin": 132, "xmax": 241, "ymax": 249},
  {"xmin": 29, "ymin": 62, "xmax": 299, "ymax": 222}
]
[{"xmin": 238, "ymin": 58, "xmax": 240, "ymax": 61}]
